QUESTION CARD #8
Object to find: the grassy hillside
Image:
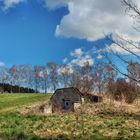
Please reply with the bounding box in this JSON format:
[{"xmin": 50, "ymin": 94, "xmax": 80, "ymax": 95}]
[
  {"xmin": 0, "ymin": 94, "xmax": 51, "ymax": 112},
  {"xmin": 0, "ymin": 94, "xmax": 140, "ymax": 140}
]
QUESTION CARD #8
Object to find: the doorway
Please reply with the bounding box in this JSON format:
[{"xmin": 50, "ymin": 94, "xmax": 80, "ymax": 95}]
[{"xmin": 62, "ymin": 99, "xmax": 72, "ymax": 111}]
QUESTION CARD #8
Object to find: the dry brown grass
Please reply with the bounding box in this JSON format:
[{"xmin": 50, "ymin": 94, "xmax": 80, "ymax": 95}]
[
  {"xmin": 19, "ymin": 100, "xmax": 52, "ymax": 116},
  {"xmin": 19, "ymin": 94, "xmax": 140, "ymax": 117},
  {"xmin": 102, "ymin": 95, "xmax": 140, "ymax": 115}
]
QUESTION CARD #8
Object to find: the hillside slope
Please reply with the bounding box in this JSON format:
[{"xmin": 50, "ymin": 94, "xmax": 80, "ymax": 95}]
[{"xmin": 0, "ymin": 94, "xmax": 140, "ymax": 140}]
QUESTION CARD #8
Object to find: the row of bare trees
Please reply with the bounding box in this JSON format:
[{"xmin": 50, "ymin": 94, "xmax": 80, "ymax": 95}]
[
  {"xmin": 0, "ymin": 57, "xmax": 139, "ymax": 102},
  {"xmin": 0, "ymin": 63, "xmax": 59, "ymax": 93}
]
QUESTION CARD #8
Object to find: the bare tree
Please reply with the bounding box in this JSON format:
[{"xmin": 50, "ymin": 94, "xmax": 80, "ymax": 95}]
[
  {"xmin": 69, "ymin": 62, "xmax": 94, "ymax": 94},
  {"xmin": 70, "ymin": 65, "xmax": 82, "ymax": 90},
  {"xmin": 42, "ymin": 66, "xmax": 48, "ymax": 93},
  {"xmin": 16, "ymin": 65, "xmax": 27, "ymax": 93},
  {"xmin": 60, "ymin": 64, "xmax": 73, "ymax": 88},
  {"xmin": 34, "ymin": 65, "xmax": 41, "ymax": 93},
  {"xmin": 80, "ymin": 62, "xmax": 94, "ymax": 94},
  {"xmin": 47, "ymin": 62, "xmax": 58, "ymax": 92},
  {"xmin": 19, "ymin": 65, "xmax": 33, "ymax": 93},
  {"xmin": 93, "ymin": 60, "xmax": 107, "ymax": 94},
  {"xmin": 105, "ymin": 62, "xmax": 118, "ymax": 98},
  {"xmin": 9, "ymin": 65, "xmax": 17, "ymax": 93},
  {"xmin": 104, "ymin": 0, "xmax": 140, "ymax": 84},
  {"xmin": 0, "ymin": 67, "xmax": 9, "ymax": 93},
  {"xmin": 38, "ymin": 66, "xmax": 48, "ymax": 93},
  {"xmin": 127, "ymin": 61, "xmax": 140, "ymax": 87}
]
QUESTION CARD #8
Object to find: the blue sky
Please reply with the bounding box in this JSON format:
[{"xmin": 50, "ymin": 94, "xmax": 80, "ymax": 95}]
[
  {"xmin": 0, "ymin": 0, "xmax": 139, "ymax": 69},
  {"xmin": 0, "ymin": 0, "xmax": 69, "ymax": 66},
  {"xmin": 0, "ymin": 0, "xmax": 100, "ymax": 67}
]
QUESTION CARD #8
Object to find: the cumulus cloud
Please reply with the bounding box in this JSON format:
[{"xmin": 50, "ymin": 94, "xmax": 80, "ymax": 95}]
[
  {"xmin": 1, "ymin": 0, "xmax": 140, "ymax": 56},
  {"xmin": 3, "ymin": 0, "xmax": 140, "ymax": 43},
  {"xmin": 46, "ymin": 0, "xmax": 140, "ymax": 42},
  {"xmin": 2, "ymin": 0, "xmax": 24, "ymax": 11},
  {"xmin": 70, "ymin": 48, "xmax": 83, "ymax": 57},
  {"xmin": 2, "ymin": 0, "xmax": 140, "ymax": 43},
  {"xmin": 58, "ymin": 65, "xmax": 74, "ymax": 74},
  {"xmin": 70, "ymin": 48, "xmax": 94, "ymax": 67}
]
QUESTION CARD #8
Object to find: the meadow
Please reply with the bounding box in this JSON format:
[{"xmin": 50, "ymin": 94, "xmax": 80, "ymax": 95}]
[{"xmin": 0, "ymin": 94, "xmax": 140, "ymax": 140}]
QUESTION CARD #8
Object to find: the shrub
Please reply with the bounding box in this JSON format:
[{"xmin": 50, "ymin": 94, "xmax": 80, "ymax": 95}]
[{"xmin": 109, "ymin": 78, "xmax": 138, "ymax": 103}]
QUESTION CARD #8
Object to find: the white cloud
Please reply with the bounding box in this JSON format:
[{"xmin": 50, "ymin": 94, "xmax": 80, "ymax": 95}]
[
  {"xmin": 63, "ymin": 57, "xmax": 68, "ymax": 63},
  {"xmin": 46, "ymin": 0, "xmax": 140, "ymax": 41},
  {"xmin": 46, "ymin": 0, "xmax": 140, "ymax": 56},
  {"xmin": 0, "ymin": 61, "xmax": 5, "ymax": 67},
  {"xmin": 71, "ymin": 57, "xmax": 94, "ymax": 67},
  {"xmin": 2, "ymin": 0, "xmax": 24, "ymax": 11},
  {"xmin": 70, "ymin": 48, "xmax": 94, "ymax": 67},
  {"xmin": 58, "ymin": 65, "xmax": 74, "ymax": 74},
  {"xmin": 2, "ymin": 0, "xmax": 140, "ymax": 44},
  {"xmin": 70, "ymin": 48, "xmax": 83, "ymax": 57},
  {"xmin": 97, "ymin": 54, "xmax": 103, "ymax": 59}
]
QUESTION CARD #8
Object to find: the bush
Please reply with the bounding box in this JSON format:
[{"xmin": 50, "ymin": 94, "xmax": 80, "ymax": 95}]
[{"xmin": 109, "ymin": 78, "xmax": 138, "ymax": 103}]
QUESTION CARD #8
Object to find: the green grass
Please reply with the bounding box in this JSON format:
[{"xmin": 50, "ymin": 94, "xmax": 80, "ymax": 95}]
[
  {"xmin": 0, "ymin": 112, "xmax": 140, "ymax": 140},
  {"xmin": 0, "ymin": 94, "xmax": 140, "ymax": 140},
  {"xmin": 0, "ymin": 93, "xmax": 51, "ymax": 112}
]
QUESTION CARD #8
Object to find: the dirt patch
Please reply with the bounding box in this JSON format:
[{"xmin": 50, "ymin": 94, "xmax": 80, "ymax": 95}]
[{"xmin": 19, "ymin": 101, "xmax": 52, "ymax": 116}]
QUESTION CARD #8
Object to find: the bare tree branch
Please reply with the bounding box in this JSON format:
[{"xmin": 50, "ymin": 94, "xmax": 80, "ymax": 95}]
[
  {"xmin": 106, "ymin": 35, "xmax": 140, "ymax": 60},
  {"xmin": 102, "ymin": 51, "xmax": 140, "ymax": 83},
  {"xmin": 123, "ymin": 0, "xmax": 140, "ymax": 16},
  {"xmin": 117, "ymin": 34, "xmax": 140, "ymax": 51}
]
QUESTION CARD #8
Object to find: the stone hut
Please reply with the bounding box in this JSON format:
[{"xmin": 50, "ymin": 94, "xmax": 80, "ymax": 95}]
[
  {"xmin": 50, "ymin": 87, "xmax": 82, "ymax": 113},
  {"xmin": 86, "ymin": 93, "xmax": 103, "ymax": 103}
]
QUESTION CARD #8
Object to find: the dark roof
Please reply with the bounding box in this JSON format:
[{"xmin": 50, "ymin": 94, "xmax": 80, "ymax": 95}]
[{"xmin": 50, "ymin": 87, "xmax": 82, "ymax": 101}]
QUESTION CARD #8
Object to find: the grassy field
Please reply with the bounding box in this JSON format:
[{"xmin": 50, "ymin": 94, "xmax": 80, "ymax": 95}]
[
  {"xmin": 0, "ymin": 94, "xmax": 140, "ymax": 140},
  {"xmin": 0, "ymin": 94, "xmax": 51, "ymax": 112}
]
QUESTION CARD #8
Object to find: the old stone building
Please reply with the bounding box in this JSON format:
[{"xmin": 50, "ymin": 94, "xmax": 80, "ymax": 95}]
[
  {"xmin": 50, "ymin": 87, "xmax": 82, "ymax": 113},
  {"xmin": 85, "ymin": 93, "xmax": 103, "ymax": 103}
]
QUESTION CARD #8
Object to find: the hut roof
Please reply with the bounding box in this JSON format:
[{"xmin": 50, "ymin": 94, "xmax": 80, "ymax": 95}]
[{"xmin": 50, "ymin": 87, "xmax": 82, "ymax": 101}]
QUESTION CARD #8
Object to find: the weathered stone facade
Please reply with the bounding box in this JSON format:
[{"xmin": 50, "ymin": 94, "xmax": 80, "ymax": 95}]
[{"xmin": 50, "ymin": 87, "xmax": 82, "ymax": 113}]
